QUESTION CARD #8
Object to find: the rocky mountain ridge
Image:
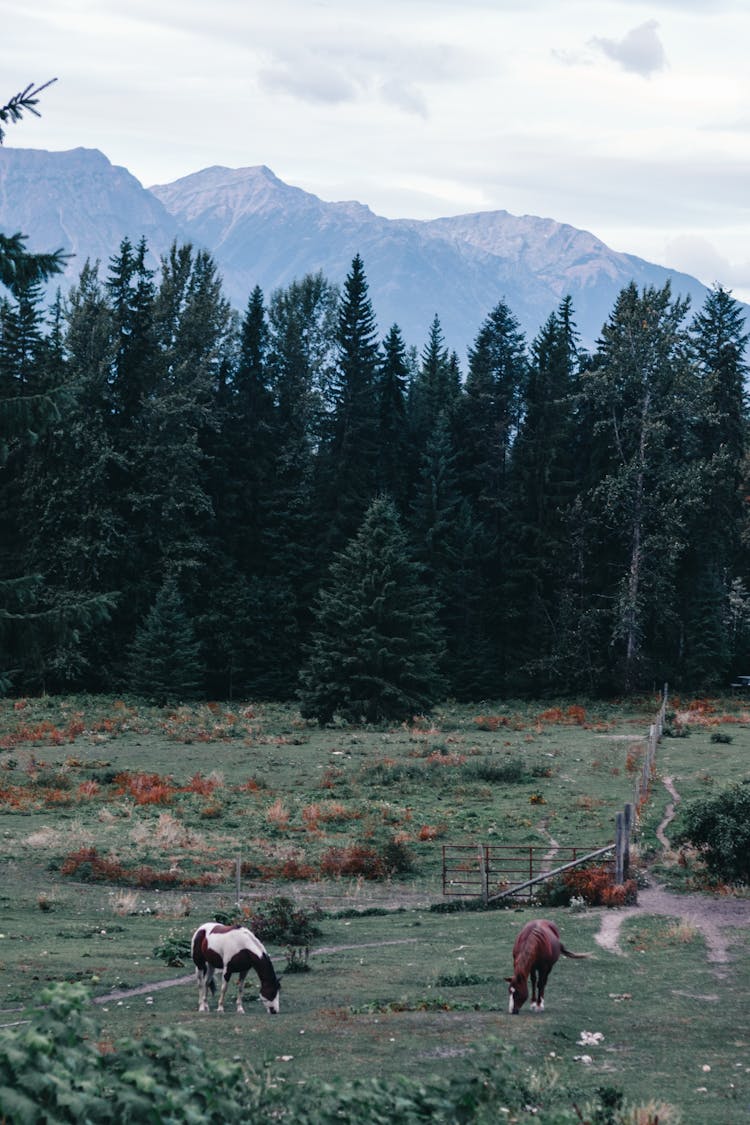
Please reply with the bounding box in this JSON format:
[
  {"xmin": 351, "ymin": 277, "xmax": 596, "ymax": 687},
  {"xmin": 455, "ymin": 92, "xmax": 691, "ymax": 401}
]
[{"xmin": 0, "ymin": 145, "xmax": 722, "ymax": 354}]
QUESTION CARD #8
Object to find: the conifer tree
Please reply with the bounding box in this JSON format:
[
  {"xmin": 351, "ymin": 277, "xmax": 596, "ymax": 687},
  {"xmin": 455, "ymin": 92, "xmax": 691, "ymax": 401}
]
[
  {"xmin": 298, "ymin": 495, "xmax": 446, "ymax": 723},
  {"xmin": 409, "ymin": 315, "xmax": 459, "ymax": 450},
  {"xmin": 15, "ymin": 263, "xmax": 120, "ymax": 688},
  {"xmin": 106, "ymin": 237, "xmax": 158, "ymax": 425},
  {"xmin": 320, "ymin": 254, "xmax": 381, "ymax": 549},
  {"xmin": 457, "ymin": 301, "xmax": 527, "ymax": 527},
  {"xmin": 579, "ymin": 282, "xmax": 699, "ymax": 691},
  {"xmin": 409, "ymin": 411, "xmax": 495, "ymax": 697},
  {"xmin": 127, "ymin": 576, "xmax": 202, "ymax": 704},
  {"xmin": 375, "ymin": 323, "xmax": 411, "ymax": 511},
  {"xmin": 508, "ymin": 299, "xmax": 582, "ymax": 683},
  {"xmin": 678, "ymin": 285, "xmax": 749, "ymax": 683}
]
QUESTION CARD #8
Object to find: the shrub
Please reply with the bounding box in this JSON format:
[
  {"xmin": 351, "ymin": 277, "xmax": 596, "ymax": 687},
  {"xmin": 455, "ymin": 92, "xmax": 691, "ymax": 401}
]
[
  {"xmin": 465, "ymin": 758, "xmax": 527, "ymax": 784},
  {"xmin": 709, "ymin": 731, "xmax": 733, "ymax": 744},
  {"xmin": 675, "ymin": 781, "xmax": 750, "ymax": 883},
  {"xmin": 320, "ymin": 844, "xmax": 386, "ymax": 880},
  {"xmin": 538, "ymin": 864, "xmax": 637, "ymax": 907}
]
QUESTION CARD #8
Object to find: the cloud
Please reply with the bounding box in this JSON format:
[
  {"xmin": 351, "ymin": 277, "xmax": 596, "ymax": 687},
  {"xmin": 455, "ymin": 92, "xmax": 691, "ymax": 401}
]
[
  {"xmin": 259, "ymin": 58, "xmax": 360, "ymax": 106},
  {"xmin": 256, "ymin": 34, "xmax": 474, "ymax": 117},
  {"xmin": 590, "ymin": 20, "xmax": 666, "ymax": 77}
]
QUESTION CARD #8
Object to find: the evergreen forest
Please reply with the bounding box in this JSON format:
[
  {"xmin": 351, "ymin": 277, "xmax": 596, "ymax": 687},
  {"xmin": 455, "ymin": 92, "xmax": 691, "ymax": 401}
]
[{"xmin": 1, "ymin": 226, "xmax": 749, "ymax": 709}]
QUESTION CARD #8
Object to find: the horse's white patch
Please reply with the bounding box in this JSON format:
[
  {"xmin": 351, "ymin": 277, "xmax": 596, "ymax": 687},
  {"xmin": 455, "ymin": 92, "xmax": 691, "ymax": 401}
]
[
  {"xmin": 508, "ymin": 988, "xmax": 515, "ymax": 1014},
  {"xmin": 262, "ymin": 992, "xmax": 281, "ymax": 1015}
]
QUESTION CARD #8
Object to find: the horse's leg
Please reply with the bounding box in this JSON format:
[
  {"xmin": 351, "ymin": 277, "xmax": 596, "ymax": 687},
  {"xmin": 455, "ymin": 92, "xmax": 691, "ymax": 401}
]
[
  {"xmin": 217, "ymin": 970, "xmax": 231, "ymax": 1013},
  {"xmin": 197, "ymin": 967, "xmax": 210, "ymax": 1012},
  {"xmin": 236, "ymin": 970, "xmax": 248, "ymax": 1014},
  {"xmin": 529, "ymin": 967, "xmax": 539, "ymax": 1011},
  {"xmin": 536, "ymin": 968, "xmax": 550, "ymax": 1011}
]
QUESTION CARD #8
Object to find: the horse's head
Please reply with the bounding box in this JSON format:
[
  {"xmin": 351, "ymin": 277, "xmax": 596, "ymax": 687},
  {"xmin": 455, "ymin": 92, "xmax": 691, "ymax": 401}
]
[
  {"xmin": 260, "ymin": 976, "xmax": 281, "ymax": 1015},
  {"xmin": 505, "ymin": 974, "xmax": 528, "ymax": 1014}
]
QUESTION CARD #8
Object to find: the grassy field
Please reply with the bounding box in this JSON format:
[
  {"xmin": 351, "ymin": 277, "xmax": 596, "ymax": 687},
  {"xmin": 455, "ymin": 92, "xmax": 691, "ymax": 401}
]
[{"xmin": 1, "ymin": 692, "xmax": 749, "ymax": 1122}]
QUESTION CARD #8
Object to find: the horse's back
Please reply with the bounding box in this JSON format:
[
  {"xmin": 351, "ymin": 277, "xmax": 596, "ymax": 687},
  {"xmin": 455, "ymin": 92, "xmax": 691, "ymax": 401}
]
[{"xmin": 513, "ymin": 919, "xmax": 562, "ymax": 965}]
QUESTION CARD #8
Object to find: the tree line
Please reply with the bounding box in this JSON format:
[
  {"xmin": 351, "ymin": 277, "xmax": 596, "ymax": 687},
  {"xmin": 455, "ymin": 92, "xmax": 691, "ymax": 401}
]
[{"xmin": 1, "ymin": 229, "xmax": 748, "ymax": 710}]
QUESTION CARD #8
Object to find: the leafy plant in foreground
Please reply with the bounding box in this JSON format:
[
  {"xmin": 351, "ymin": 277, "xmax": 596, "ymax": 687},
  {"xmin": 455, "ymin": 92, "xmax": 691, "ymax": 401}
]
[{"xmin": 0, "ymin": 983, "xmax": 677, "ymax": 1124}]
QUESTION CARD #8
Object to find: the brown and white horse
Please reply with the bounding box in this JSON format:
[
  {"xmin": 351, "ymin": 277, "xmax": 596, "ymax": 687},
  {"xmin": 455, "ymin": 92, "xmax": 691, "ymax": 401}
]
[
  {"xmin": 505, "ymin": 918, "xmax": 588, "ymax": 1014},
  {"xmin": 191, "ymin": 922, "xmax": 281, "ymax": 1014}
]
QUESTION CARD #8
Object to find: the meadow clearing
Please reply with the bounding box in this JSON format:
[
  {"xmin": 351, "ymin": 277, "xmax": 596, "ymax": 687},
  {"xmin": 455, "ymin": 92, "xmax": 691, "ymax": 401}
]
[{"xmin": 1, "ymin": 692, "xmax": 749, "ymax": 1122}]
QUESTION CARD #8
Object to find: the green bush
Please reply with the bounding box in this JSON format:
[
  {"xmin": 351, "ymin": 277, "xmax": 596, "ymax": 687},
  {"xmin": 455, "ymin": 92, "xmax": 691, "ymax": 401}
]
[
  {"xmin": 249, "ymin": 895, "xmax": 323, "ymax": 955},
  {"xmin": 675, "ymin": 780, "xmax": 750, "ymax": 883},
  {"xmin": 465, "ymin": 758, "xmax": 528, "ymax": 784}
]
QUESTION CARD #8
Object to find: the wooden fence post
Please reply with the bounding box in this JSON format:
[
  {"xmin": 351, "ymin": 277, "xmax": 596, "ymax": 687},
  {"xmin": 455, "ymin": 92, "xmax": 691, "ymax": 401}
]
[
  {"xmin": 615, "ymin": 811, "xmax": 625, "ymax": 884},
  {"xmin": 478, "ymin": 845, "xmax": 489, "ymax": 904},
  {"xmin": 623, "ymin": 802, "xmax": 633, "ymax": 879}
]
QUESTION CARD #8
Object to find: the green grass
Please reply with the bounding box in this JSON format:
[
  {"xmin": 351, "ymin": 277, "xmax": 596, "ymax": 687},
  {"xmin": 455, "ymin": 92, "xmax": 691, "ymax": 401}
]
[{"xmin": 1, "ymin": 691, "xmax": 749, "ymax": 1123}]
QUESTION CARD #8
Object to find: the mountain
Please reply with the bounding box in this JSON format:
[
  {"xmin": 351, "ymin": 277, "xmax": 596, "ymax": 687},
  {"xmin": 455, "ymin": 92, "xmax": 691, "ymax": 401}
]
[
  {"xmin": 0, "ymin": 147, "xmax": 179, "ymax": 276},
  {"xmin": 0, "ymin": 145, "xmax": 725, "ymax": 355}
]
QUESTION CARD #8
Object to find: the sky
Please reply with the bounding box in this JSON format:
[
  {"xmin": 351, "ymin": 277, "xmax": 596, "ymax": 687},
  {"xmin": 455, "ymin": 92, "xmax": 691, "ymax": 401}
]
[{"xmin": 4, "ymin": 0, "xmax": 750, "ymax": 302}]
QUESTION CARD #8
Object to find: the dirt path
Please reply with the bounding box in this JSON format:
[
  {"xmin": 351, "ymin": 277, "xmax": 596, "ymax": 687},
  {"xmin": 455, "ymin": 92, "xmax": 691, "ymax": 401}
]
[
  {"xmin": 594, "ymin": 774, "xmax": 749, "ymax": 973},
  {"xmin": 593, "ymin": 883, "xmax": 750, "ymax": 972},
  {"xmin": 536, "ymin": 816, "xmax": 560, "ymax": 868},
  {"xmin": 656, "ymin": 774, "xmax": 681, "ymax": 848}
]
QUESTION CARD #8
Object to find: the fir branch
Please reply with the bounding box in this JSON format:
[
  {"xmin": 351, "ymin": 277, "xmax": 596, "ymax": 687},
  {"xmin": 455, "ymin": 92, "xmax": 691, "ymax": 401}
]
[{"xmin": 0, "ymin": 79, "xmax": 57, "ymax": 143}]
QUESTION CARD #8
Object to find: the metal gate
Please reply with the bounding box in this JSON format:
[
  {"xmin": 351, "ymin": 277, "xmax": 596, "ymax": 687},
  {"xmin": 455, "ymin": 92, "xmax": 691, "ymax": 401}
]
[{"xmin": 442, "ymin": 843, "xmax": 614, "ymax": 903}]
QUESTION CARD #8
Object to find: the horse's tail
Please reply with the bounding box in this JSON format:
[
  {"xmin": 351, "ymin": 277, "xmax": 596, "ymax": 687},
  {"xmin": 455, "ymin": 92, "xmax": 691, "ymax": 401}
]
[{"xmin": 560, "ymin": 944, "xmax": 592, "ymax": 960}]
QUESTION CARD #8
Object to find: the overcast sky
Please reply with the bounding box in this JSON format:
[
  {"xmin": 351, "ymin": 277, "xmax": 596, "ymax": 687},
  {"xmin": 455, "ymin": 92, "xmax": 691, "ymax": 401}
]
[{"xmin": 5, "ymin": 0, "xmax": 750, "ymax": 302}]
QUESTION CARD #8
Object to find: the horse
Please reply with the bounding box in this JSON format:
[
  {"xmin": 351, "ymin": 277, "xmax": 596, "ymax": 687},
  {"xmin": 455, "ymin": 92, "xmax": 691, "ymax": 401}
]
[
  {"xmin": 505, "ymin": 918, "xmax": 588, "ymax": 1014},
  {"xmin": 191, "ymin": 922, "xmax": 281, "ymax": 1014}
]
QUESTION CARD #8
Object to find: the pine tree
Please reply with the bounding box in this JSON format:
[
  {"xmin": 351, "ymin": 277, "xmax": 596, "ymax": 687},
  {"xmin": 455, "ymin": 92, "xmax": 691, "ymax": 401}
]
[
  {"xmin": 579, "ymin": 282, "xmax": 699, "ymax": 691},
  {"xmin": 106, "ymin": 237, "xmax": 158, "ymax": 425},
  {"xmin": 14, "ymin": 263, "xmax": 120, "ymax": 689},
  {"xmin": 457, "ymin": 301, "xmax": 527, "ymax": 527},
  {"xmin": 253, "ymin": 272, "xmax": 338, "ymax": 692},
  {"xmin": 126, "ymin": 576, "xmax": 202, "ymax": 704},
  {"xmin": 375, "ymin": 323, "xmax": 411, "ymax": 511},
  {"xmin": 679, "ymin": 285, "xmax": 749, "ymax": 683},
  {"xmin": 409, "ymin": 315, "xmax": 459, "ymax": 451},
  {"xmin": 320, "ymin": 254, "xmax": 382, "ymax": 549},
  {"xmin": 298, "ymin": 496, "xmax": 446, "ymax": 723},
  {"xmin": 409, "ymin": 411, "xmax": 495, "ymax": 697},
  {"xmin": 508, "ymin": 299, "xmax": 582, "ymax": 684}
]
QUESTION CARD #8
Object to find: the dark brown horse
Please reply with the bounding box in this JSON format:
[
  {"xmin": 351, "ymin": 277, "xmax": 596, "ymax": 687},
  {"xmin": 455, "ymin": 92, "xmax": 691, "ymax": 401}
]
[{"xmin": 505, "ymin": 919, "xmax": 588, "ymax": 1013}]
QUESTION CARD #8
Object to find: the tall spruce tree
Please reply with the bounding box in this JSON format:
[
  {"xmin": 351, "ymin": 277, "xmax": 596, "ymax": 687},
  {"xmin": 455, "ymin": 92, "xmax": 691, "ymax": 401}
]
[
  {"xmin": 408, "ymin": 315, "xmax": 459, "ymax": 453},
  {"xmin": 375, "ymin": 323, "xmax": 411, "ymax": 512},
  {"xmin": 15, "ymin": 262, "xmax": 120, "ymax": 689},
  {"xmin": 579, "ymin": 282, "xmax": 700, "ymax": 691},
  {"xmin": 320, "ymin": 254, "xmax": 381, "ymax": 550},
  {"xmin": 409, "ymin": 410, "xmax": 495, "ymax": 697},
  {"xmin": 679, "ymin": 285, "xmax": 750, "ymax": 683},
  {"xmin": 126, "ymin": 576, "xmax": 202, "ymax": 704},
  {"xmin": 250, "ymin": 273, "xmax": 338, "ymax": 693},
  {"xmin": 454, "ymin": 300, "xmax": 527, "ymax": 683},
  {"xmin": 298, "ymin": 495, "xmax": 446, "ymax": 723},
  {"xmin": 507, "ymin": 298, "xmax": 582, "ymax": 685}
]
